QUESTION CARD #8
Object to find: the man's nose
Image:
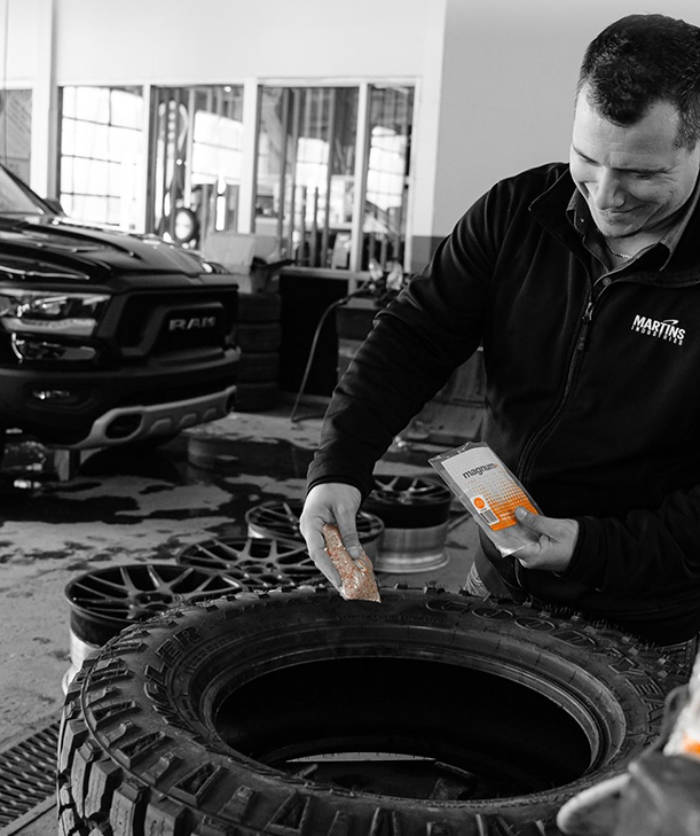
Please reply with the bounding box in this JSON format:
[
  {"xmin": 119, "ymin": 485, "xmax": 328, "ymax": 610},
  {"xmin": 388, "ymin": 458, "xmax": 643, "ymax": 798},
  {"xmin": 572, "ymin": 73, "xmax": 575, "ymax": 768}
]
[{"xmin": 592, "ymin": 169, "xmax": 626, "ymax": 209}]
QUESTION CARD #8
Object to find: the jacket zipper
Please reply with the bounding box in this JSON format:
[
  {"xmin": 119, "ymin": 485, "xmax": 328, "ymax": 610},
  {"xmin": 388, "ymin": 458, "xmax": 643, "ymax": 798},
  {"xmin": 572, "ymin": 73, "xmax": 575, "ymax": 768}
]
[
  {"xmin": 516, "ymin": 293, "xmax": 596, "ymax": 483},
  {"xmin": 515, "ymin": 265, "xmax": 672, "ymax": 481}
]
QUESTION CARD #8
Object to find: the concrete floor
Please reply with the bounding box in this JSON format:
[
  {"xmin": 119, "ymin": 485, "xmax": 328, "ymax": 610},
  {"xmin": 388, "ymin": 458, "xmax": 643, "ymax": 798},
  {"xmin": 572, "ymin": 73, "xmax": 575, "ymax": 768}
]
[{"xmin": 0, "ymin": 402, "xmax": 477, "ymax": 748}]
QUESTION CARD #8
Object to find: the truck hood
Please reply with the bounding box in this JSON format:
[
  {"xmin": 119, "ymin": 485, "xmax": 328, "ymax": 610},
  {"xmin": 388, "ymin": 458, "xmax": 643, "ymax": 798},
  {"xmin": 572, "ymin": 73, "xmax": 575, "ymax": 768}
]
[{"xmin": 0, "ymin": 214, "xmax": 223, "ymax": 281}]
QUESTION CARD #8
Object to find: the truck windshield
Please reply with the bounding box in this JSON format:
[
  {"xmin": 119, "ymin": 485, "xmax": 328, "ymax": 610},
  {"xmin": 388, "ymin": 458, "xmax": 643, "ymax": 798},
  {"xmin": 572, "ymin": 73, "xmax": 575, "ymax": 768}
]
[{"xmin": 0, "ymin": 166, "xmax": 48, "ymax": 215}]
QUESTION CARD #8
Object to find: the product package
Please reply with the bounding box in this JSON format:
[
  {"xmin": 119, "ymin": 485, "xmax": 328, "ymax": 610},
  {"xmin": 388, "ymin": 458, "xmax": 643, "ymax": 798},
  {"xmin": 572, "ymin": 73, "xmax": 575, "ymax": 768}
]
[
  {"xmin": 322, "ymin": 523, "xmax": 381, "ymax": 602},
  {"xmin": 429, "ymin": 442, "xmax": 541, "ymax": 556}
]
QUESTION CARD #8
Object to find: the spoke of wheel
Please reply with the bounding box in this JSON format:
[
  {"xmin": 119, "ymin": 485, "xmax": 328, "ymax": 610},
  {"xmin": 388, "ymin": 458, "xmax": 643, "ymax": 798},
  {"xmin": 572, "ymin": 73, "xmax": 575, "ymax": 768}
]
[
  {"xmin": 280, "ymin": 501, "xmax": 297, "ymax": 520},
  {"xmin": 69, "ymin": 577, "xmax": 127, "ymax": 599},
  {"xmin": 168, "ymin": 565, "xmax": 198, "ymax": 592},
  {"xmin": 120, "ymin": 565, "xmax": 143, "ymax": 594},
  {"xmin": 71, "ymin": 597, "xmax": 130, "ymax": 611},
  {"xmin": 145, "ymin": 563, "xmax": 171, "ymax": 592}
]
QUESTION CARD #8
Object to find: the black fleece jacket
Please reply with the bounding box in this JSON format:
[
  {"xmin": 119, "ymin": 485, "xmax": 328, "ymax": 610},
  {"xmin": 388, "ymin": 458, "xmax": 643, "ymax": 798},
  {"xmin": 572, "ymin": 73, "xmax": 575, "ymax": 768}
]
[{"xmin": 307, "ymin": 162, "xmax": 700, "ymax": 643}]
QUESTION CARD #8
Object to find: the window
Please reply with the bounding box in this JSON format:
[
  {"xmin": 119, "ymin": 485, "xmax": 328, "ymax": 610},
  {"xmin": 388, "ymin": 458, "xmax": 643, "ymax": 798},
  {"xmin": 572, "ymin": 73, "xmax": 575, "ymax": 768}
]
[
  {"xmin": 254, "ymin": 83, "xmax": 413, "ymax": 271},
  {"xmin": 54, "ymin": 81, "xmax": 414, "ymax": 268},
  {"xmin": 0, "ymin": 89, "xmax": 32, "ymax": 182},
  {"xmin": 149, "ymin": 85, "xmax": 245, "ymax": 248},
  {"xmin": 59, "ymin": 86, "xmax": 144, "ymax": 229},
  {"xmin": 364, "ymin": 85, "xmax": 413, "ymax": 270},
  {"xmin": 255, "ymin": 86, "xmax": 359, "ymax": 269}
]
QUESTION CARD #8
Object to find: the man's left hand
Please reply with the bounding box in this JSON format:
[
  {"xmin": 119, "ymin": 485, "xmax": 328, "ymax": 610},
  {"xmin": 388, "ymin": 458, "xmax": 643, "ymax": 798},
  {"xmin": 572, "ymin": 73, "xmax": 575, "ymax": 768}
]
[{"xmin": 513, "ymin": 507, "xmax": 579, "ymax": 573}]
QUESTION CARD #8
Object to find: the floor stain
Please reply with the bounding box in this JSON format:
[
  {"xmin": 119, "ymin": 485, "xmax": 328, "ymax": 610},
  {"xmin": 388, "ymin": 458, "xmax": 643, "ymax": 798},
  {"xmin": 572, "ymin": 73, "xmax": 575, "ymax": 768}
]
[{"xmin": 0, "ymin": 411, "xmax": 477, "ymax": 747}]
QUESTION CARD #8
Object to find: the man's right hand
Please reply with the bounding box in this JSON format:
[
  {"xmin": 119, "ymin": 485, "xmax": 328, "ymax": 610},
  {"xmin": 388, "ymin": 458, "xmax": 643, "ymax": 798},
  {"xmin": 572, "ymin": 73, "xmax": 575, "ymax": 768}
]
[{"xmin": 299, "ymin": 482, "xmax": 362, "ymax": 591}]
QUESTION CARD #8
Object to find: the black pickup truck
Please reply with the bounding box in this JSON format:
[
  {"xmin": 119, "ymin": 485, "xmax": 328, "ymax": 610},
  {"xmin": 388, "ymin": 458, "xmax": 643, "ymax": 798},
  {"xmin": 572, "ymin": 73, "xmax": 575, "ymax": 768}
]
[{"xmin": 0, "ymin": 164, "xmax": 238, "ymax": 452}]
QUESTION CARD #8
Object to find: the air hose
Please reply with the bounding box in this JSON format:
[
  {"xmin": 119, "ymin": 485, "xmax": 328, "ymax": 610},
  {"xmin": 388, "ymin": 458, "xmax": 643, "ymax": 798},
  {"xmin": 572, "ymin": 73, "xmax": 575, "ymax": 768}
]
[{"xmin": 289, "ymin": 283, "xmax": 375, "ymax": 424}]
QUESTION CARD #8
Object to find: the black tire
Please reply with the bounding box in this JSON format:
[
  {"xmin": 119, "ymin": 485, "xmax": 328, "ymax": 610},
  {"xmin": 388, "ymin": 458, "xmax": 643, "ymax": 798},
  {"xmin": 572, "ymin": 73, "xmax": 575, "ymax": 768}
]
[
  {"xmin": 235, "ymin": 293, "xmax": 281, "ymax": 397},
  {"xmin": 58, "ymin": 587, "xmax": 695, "ymax": 835},
  {"xmin": 237, "ymin": 292, "xmax": 282, "ymax": 323},
  {"xmin": 236, "ymin": 351, "xmax": 280, "ymax": 383},
  {"xmin": 236, "ymin": 322, "xmax": 282, "ymax": 352}
]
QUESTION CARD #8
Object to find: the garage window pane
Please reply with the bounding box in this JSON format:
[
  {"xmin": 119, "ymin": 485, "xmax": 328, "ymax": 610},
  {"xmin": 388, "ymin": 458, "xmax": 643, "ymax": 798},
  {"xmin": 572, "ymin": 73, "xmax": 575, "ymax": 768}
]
[
  {"xmin": 254, "ymin": 83, "xmax": 413, "ymax": 271},
  {"xmin": 364, "ymin": 85, "xmax": 414, "ymax": 271},
  {"xmin": 58, "ymin": 85, "xmax": 145, "ymax": 231},
  {"xmin": 74, "ymin": 87, "xmax": 110, "ymax": 124},
  {"xmin": 255, "ymin": 86, "xmax": 359, "ymax": 269},
  {"xmin": 148, "ymin": 85, "xmax": 245, "ymax": 248},
  {"xmin": 0, "ymin": 89, "xmax": 32, "ymax": 182}
]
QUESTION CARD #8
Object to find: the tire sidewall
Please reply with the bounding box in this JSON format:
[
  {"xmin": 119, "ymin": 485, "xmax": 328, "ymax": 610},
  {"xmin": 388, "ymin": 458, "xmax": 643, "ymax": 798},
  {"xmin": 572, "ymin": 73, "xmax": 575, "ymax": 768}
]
[{"xmin": 61, "ymin": 588, "xmax": 693, "ymax": 835}]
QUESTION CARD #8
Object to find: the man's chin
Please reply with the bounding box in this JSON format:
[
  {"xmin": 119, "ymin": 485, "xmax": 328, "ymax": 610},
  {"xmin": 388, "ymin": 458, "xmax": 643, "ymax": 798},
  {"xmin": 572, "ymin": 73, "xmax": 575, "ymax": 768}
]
[{"xmin": 593, "ymin": 213, "xmax": 641, "ymax": 238}]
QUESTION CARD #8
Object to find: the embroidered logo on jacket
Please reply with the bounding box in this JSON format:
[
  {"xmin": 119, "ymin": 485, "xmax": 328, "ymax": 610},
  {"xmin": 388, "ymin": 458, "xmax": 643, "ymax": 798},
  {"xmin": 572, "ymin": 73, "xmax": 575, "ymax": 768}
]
[{"xmin": 631, "ymin": 314, "xmax": 685, "ymax": 345}]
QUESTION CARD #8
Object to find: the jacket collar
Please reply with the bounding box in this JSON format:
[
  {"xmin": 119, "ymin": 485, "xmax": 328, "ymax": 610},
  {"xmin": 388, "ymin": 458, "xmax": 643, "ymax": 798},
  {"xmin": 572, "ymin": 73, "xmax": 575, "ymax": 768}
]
[
  {"xmin": 528, "ymin": 164, "xmax": 700, "ymax": 274},
  {"xmin": 528, "ymin": 167, "xmax": 584, "ymax": 254}
]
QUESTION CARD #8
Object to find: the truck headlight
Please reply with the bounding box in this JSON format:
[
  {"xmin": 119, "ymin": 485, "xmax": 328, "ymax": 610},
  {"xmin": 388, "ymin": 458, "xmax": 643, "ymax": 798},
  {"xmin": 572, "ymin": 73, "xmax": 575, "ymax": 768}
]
[{"xmin": 0, "ymin": 290, "xmax": 110, "ymax": 337}]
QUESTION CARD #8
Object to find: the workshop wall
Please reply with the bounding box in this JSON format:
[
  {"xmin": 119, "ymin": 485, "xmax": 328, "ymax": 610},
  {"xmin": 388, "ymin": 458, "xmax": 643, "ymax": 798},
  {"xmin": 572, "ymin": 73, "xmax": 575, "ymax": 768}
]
[
  {"xmin": 427, "ymin": 0, "xmax": 700, "ymax": 254},
  {"xmin": 0, "ymin": 0, "xmax": 42, "ymax": 82},
  {"xmin": 3, "ymin": 0, "xmax": 700, "ymax": 268},
  {"xmin": 52, "ymin": 0, "xmax": 431, "ymax": 83}
]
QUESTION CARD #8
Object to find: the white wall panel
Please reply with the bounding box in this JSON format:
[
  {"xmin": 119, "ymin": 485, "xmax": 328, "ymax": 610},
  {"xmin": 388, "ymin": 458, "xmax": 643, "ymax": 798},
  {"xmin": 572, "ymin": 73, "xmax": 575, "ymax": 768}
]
[
  {"xmin": 53, "ymin": 0, "xmax": 432, "ymax": 84},
  {"xmin": 432, "ymin": 0, "xmax": 700, "ymax": 235},
  {"xmin": 1, "ymin": 0, "xmax": 43, "ymax": 84},
  {"xmin": 6, "ymin": 0, "xmax": 700, "ymax": 238}
]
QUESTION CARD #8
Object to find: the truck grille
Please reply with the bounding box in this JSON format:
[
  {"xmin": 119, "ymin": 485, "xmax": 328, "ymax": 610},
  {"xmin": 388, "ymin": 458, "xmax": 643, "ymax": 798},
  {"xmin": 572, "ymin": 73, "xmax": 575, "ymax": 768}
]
[{"xmin": 115, "ymin": 289, "xmax": 237, "ymax": 353}]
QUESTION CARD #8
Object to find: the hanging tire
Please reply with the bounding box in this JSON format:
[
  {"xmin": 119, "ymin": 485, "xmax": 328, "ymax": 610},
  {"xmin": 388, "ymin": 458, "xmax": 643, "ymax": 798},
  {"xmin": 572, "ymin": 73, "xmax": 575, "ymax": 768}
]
[{"xmin": 58, "ymin": 587, "xmax": 695, "ymax": 836}]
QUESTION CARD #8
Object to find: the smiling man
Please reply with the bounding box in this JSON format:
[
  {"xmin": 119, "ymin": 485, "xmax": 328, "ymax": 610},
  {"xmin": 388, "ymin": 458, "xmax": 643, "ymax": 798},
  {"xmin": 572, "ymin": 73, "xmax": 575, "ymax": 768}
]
[
  {"xmin": 571, "ymin": 62, "xmax": 700, "ymax": 260},
  {"xmin": 300, "ymin": 14, "xmax": 700, "ymax": 645}
]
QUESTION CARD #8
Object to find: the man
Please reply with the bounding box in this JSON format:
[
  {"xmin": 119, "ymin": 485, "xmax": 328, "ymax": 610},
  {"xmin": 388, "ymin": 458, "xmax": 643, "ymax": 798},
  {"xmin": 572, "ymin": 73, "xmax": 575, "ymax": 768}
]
[{"xmin": 299, "ymin": 14, "xmax": 700, "ymax": 645}]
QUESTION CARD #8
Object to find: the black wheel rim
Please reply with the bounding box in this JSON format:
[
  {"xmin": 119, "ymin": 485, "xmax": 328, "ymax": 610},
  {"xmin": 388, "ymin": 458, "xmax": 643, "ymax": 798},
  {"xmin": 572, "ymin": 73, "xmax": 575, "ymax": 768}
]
[
  {"xmin": 65, "ymin": 562, "xmax": 244, "ymax": 642},
  {"xmin": 177, "ymin": 536, "xmax": 324, "ymax": 588},
  {"xmin": 245, "ymin": 500, "xmax": 383, "ymax": 544},
  {"xmin": 364, "ymin": 474, "xmax": 453, "ymax": 531},
  {"xmin": 370, "ymin": 474, "xmax": 452, "ymax": 506}
]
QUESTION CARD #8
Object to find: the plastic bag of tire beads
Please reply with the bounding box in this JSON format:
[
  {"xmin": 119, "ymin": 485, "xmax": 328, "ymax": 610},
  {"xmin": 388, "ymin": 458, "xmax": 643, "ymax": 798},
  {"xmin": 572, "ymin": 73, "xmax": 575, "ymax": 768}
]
[
  {"xmin": 322, "ymin": 523, "xmax": 381, "ymax": 602},
  {"xmin": 430, "ymin": 441, "xmax": 541, "ymax": 556}
]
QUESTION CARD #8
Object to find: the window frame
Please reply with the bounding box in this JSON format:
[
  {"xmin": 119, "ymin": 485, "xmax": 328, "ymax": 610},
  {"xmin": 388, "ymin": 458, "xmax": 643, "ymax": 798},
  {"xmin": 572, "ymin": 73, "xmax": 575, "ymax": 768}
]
[
  {"xmin": 250, "ymin": 78, "xmax": 415, "ymax": 274},
  {"xmin": 53, "ymin": 76, "xmax": 417, "ymax": 272},
  {"xmin": 0, "ymin": 87, "xmax": 33, "ymax": 184},
  {"xmin": 57, "ymin": 85, "xmax": 146, "ymax": 231}
]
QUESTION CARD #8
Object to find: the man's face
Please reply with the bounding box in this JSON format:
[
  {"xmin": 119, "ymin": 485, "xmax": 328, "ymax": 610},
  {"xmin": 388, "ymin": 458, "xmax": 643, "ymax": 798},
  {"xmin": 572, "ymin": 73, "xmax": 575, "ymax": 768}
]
[{"xmin": 569, "ymin": 84, "xmax": 700, "ymax": 239}]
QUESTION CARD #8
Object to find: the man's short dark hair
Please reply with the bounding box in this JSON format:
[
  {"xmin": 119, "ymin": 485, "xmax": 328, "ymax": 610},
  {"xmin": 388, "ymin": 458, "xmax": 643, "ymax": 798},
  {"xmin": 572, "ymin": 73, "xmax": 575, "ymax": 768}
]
[{"xmin": 578, "ymin": 14, "xmax": 700, "ymax": 148}]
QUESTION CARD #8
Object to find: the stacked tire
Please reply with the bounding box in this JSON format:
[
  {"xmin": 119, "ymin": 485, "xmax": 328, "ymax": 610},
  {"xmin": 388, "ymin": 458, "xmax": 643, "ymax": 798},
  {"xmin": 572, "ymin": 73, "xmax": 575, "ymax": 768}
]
[{"xmin": 235, "ymin": 292, "xmax": 281, "ymax": 412}]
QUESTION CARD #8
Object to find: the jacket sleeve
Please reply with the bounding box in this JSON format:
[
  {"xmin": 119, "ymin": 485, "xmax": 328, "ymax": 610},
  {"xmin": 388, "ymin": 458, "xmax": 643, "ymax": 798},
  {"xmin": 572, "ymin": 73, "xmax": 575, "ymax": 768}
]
[
  {"xmin": 565, "ymin": 485, "xmax": 700, "ymax": 593},
  {"xmin": 306, "ymin": 187, "xmax": 502, "ymax": 498}
]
